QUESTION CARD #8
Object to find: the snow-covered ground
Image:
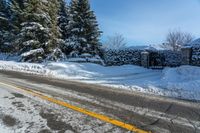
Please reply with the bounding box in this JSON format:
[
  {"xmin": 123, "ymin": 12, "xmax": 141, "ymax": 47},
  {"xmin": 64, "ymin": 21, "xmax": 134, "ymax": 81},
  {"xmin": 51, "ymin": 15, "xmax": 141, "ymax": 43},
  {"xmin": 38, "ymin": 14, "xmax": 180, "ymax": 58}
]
[{"xmin": 0, "ymin": 58, "xmax": 200, "ymax": 101}]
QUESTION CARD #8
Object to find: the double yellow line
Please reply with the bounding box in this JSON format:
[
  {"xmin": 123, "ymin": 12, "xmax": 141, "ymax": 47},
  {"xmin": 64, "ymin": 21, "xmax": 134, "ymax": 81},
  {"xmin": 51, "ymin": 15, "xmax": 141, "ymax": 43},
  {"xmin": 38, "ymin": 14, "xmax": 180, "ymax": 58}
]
[{"xmin": 0, "ymin": 82, "xmax": 151, "ymax": 133}]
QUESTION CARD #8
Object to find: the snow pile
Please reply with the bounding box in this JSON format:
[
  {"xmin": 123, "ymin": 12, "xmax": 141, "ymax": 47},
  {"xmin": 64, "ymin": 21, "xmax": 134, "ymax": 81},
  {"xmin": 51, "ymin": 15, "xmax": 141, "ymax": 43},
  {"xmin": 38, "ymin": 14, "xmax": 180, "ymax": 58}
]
[
  {"xmin": 162, "ymin": 66, "xmax": 200, "ymax": 83},
  {"xmin": 0, "ymin": 60, "xmax": 199, "ymax": 100},
  {"xmin": 47, "ymin": 62, "xmax": 151, "ymax": 81},
  {"xmin": 0, "ymin": 61, "xmax": 50, "ymax": 75},
  {"xmin": 160, "ymin": 66, "xmax": 200, "ymax": 100},
  {"xmin": 45, "ymin": 63, "xmax": 200, "ymax": 100}
]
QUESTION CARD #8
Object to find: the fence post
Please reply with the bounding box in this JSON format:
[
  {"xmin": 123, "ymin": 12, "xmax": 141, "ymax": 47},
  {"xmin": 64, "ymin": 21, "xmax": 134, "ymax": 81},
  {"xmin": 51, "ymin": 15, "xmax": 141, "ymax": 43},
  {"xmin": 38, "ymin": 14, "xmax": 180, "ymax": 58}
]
[
  {"xmin": 141, "ymin": 51, "xmax": 150, "ymax": 68},
  {"xmin": 181, "ymin": 47, "xmax": 192, "ymax": 65}
]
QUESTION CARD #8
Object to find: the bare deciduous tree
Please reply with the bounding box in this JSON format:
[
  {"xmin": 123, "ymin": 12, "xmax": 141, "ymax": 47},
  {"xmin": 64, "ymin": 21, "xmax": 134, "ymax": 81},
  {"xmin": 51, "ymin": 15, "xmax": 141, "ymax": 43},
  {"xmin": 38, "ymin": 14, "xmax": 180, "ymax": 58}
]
[
  {"xmin": 104, "ymin": 33, "xmax": 127, "ymax": 49},
  {"xmin": 161, "ymin": 30, "xmax": 194, "ymax": 51}
]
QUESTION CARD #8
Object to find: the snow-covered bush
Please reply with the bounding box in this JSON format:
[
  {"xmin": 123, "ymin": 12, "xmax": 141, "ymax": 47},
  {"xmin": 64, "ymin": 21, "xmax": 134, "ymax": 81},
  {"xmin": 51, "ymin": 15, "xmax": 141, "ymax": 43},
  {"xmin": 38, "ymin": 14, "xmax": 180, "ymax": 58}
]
[
  {"xmin": 46, "ymin": 48, "xmax": 66, "ymax": 61},
  {"xmin": 21, "ymin": 48, "xmax": 45, "ymax": 63}
]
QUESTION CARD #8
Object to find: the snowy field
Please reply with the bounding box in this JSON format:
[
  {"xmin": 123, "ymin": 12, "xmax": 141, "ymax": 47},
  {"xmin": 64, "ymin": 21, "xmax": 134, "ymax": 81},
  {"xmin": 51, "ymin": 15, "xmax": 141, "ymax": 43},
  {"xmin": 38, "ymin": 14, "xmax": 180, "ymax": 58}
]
[{"xmin": 0, "ymin": 55, "xmax": 200, "ymax": 101}]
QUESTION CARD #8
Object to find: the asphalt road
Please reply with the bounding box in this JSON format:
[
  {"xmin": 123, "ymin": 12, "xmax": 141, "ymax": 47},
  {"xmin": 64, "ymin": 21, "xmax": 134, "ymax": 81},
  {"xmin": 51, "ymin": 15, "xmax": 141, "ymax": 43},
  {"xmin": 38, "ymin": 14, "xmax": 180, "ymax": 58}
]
[{"xmin": 0, "ymin": 70, "xmax": 200, "ymax": 133}]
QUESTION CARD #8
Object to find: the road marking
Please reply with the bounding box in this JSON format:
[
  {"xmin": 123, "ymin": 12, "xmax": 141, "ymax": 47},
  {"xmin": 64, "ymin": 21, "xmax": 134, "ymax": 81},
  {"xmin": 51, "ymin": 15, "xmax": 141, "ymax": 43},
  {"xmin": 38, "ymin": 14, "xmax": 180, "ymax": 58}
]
[{"xmin": 0, "ymin": 82, "xmax": 151, "ymax": 133}]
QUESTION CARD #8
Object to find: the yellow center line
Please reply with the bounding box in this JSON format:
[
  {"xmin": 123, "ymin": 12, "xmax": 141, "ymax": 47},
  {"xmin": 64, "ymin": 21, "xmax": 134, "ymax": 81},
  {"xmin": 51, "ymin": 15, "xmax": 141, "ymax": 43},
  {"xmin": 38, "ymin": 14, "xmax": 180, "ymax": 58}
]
[{"xmin": 0, "ymin": 82, "xmax": 151, "ymax": 133}]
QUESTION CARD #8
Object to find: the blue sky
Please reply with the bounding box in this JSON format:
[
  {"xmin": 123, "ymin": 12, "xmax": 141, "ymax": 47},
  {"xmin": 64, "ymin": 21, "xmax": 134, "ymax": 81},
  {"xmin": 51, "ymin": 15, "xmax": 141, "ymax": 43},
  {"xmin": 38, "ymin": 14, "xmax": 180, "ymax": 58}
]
[
  {"xmin": 66, "ymin": 0, "xmax": 200, "ymax": 46},
  {"xmin": 88, "ymin": 0, "xmax": 200, "ymax": 46}
]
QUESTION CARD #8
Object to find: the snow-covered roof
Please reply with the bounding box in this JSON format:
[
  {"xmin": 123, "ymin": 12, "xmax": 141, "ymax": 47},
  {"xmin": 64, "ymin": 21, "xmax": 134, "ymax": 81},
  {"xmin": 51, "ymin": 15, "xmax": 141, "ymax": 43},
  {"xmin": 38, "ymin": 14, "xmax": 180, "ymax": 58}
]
[{"xmin": 187, "ymin": 38, "xmax": 200, "ymax": 48}]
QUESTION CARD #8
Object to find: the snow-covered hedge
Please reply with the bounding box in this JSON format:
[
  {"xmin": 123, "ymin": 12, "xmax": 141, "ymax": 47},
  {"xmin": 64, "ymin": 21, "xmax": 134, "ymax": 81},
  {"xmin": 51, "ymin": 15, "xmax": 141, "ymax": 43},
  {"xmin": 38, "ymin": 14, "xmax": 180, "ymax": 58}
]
[
  {"xmin": 191, "ymin": 46, "xmax": 200, "ymax": 66},
  {"xmin": 102, "ymin": 49, "xmax": 182, "ymax": 67},
  {"xmin": 102, "ymin": 49, "xmax": 142, "ymax": 66},
  {"xmin": 161, "ymin": 50, "xmax": 182, "ymax": 67}
]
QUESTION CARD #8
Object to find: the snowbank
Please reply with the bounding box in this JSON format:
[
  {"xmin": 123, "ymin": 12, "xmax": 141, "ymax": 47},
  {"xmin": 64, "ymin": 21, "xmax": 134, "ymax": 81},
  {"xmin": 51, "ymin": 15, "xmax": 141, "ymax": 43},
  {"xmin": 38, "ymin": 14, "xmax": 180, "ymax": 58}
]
[
  {"xmin": 160, "ymin": 66, "xmax": 200, "ymax": 100},
  {"xmin": 162, "ymin": 66, "xmax": 200, "ymax": 83},
  {"xmin": 0, "ymin": 61, "xmax": 50, "ymax": 75},
  {"xmin": 0, "ymin": 60, "xmax": 199, "ymax": 100}
]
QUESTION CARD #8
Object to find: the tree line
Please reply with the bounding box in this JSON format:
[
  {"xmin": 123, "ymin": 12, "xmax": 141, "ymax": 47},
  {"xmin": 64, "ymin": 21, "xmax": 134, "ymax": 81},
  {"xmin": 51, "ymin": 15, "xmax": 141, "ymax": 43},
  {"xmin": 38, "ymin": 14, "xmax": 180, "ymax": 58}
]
[{"xmin": 0, "ymin": 0, "xmax": 101, "ymax": 62}]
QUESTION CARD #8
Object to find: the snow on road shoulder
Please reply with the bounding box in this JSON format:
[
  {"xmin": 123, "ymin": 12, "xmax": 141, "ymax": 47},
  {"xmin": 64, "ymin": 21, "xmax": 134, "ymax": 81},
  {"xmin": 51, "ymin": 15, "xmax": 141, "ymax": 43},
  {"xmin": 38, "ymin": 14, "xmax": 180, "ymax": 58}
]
[
  {"xmin": 0, "ymin": 60, "xmax": 200, "ymax": 100},
  {"xmin": 0, "ymin": 61, "xmax": 51, "ymax": 75}
]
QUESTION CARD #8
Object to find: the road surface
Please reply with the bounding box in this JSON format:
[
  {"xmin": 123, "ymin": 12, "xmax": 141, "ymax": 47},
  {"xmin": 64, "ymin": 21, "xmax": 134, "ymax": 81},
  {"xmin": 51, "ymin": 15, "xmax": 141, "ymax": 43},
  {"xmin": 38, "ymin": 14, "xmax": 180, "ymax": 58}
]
[{"xmin": 0, "ymin": 71, "xmax": 200, "ymax": 133}]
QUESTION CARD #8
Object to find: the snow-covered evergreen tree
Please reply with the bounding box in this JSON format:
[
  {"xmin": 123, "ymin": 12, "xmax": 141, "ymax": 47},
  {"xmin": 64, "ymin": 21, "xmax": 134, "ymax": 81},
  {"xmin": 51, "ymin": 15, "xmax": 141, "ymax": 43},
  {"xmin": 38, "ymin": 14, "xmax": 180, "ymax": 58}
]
[
  {"xmin": 9, "ymin": 0, "xmax": 27, "ymax": 53},
  {"xmin": 11, "ymin": 0, "xmax": 65, "ymax": 62},
  {"xmin": 1, "ymin": 0, "xmax": 102, "ymax": 61},
  {"xmin": 10, "ymin": 0, "xmax": 26, "ymax": 33},
  {"xmin": 58, "ymin": 0, "xmax": 70, "ymax": 39},
  {"xmin": 57, "ymin": 0, "xmax": 74, "ymax": 55},
  {"xmin": 12, "ymin": 0, "xmax": 49, "ymax": 62},
  {"xmin": 67, "ymin": 0, "xmax": 102, "ymax": 56},
  {"xmin": 45, "ymin": 0, "xmax": 66, "ymax": 61},
  {"xmin": 0, "ymin": 0, "xmax": 9, "ymax": 28},
  {"xmin": 0, "ymin": 0, "xmax": 13, "ymax": 52}
]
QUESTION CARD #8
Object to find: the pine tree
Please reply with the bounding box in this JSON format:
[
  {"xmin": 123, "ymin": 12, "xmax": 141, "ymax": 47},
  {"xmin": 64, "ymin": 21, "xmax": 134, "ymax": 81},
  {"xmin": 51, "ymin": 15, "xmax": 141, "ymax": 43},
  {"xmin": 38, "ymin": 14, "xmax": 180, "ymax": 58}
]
[
  {"xmin": 68, "ymin": 0, "xmax": 102, "ymax": 56},
  {"xmin": 45, "ymin": 0, "xmax": 66, "ymax": 61},
  {"xmin": 0, "ymin": 0, "xmax": 10, "ymax": 29},
  {"xmin": 58, "ymin": 0, "xmax": 70, "ymax": 39},
  {"xmin": 0, "ymin": 0, "xmax": 13, "ymax": 52},
  {"xmin": 1, "ymin": 0, "xmax": 102, "ymax": 61},
  {"xmin": 57, "ymin": 0, "xmax": 73, "ymax": 55},
  {"xmin": 13, "ymin": 0, "xmax": 50, "ymax": 62},
  {"xmin": 9, "ymin": 0, "xmax": 27, "ymax": 53},
  {"xmin": 10, "ymin": 0, "xmax": 26, "ymax": 33},
  {"xmin": 10, "ymin": 0, "xmax": 65, "ymax": 62}
]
